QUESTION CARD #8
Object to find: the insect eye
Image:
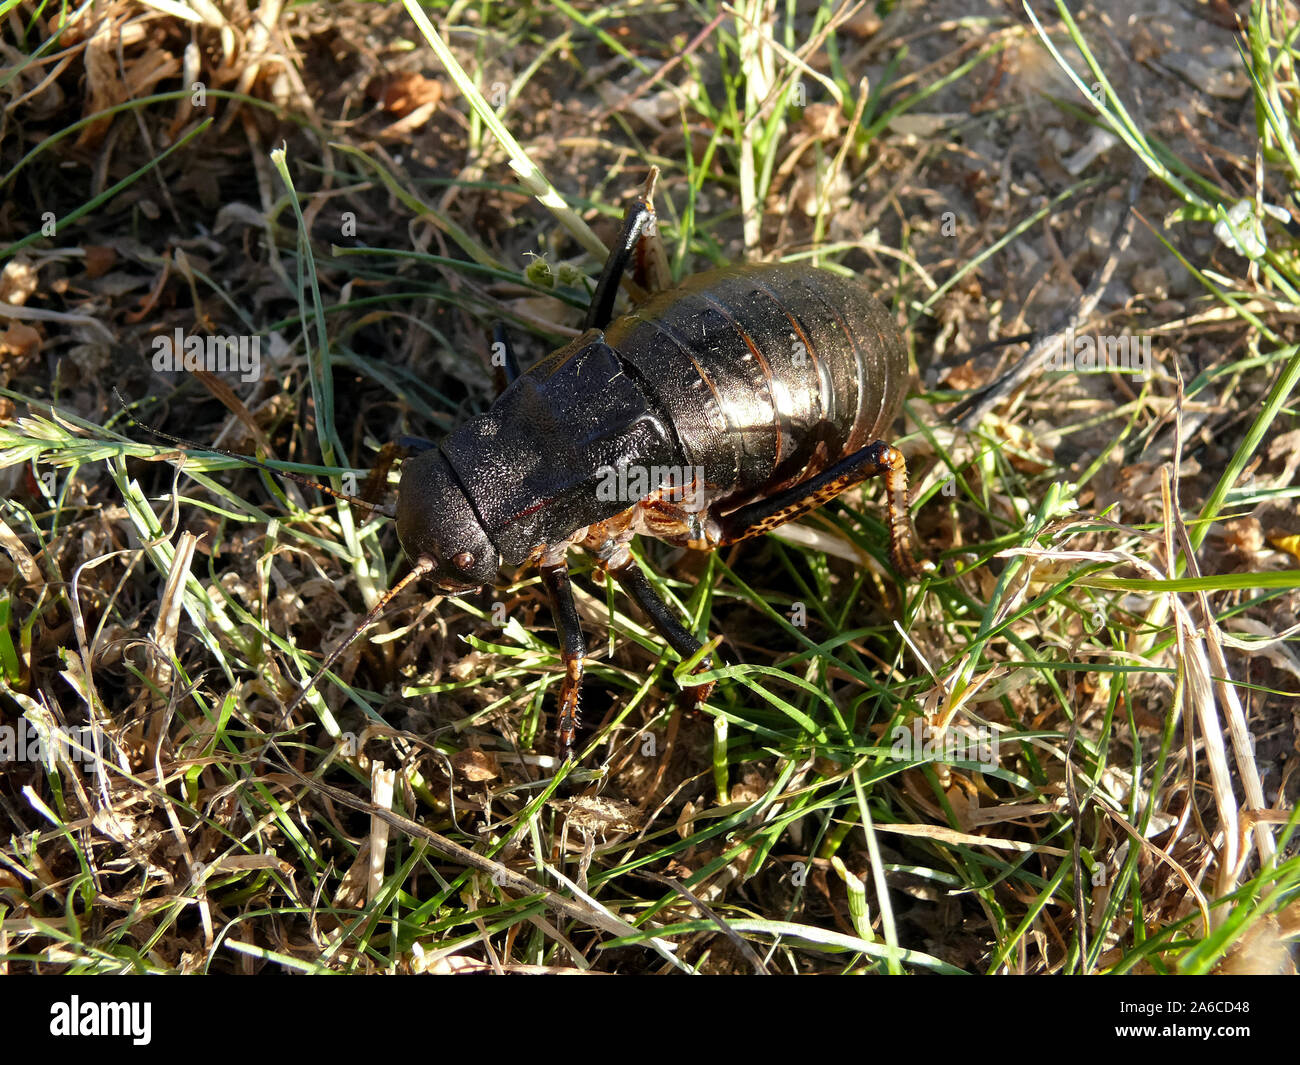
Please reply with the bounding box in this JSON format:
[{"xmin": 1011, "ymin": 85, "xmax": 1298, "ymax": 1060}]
[{"xmin": 452, "ymin": 551, "xmax": 475, "ymax": 571}]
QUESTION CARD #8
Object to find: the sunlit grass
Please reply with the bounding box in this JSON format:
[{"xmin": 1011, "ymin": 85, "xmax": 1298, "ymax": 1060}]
[{"xmin": 0, "ymin": 0, "xmax": 1297, "ymax": 974}]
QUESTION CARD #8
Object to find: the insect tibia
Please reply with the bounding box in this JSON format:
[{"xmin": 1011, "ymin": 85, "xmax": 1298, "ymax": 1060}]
[{"xmin": 880, "ymin": 451, "xmax": 930, "ymax": 579}]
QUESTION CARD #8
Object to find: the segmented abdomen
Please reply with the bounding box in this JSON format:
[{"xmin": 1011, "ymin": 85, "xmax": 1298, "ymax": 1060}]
[{"xmin": 604, "ymin": 262, "xmax": 906, "ymax": 512}]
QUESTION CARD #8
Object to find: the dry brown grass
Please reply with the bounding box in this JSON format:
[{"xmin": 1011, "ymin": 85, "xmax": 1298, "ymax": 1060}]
[{"xmin": 0, "ymin": 0, "xmax": 1297, "ymax": 974}]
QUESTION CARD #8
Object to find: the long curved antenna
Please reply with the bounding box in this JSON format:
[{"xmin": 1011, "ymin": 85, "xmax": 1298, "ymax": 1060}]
[
  {"xmin": 114, "ymin": 389, "xmax": 397, "ymax": 519},
  {"xmin": 269, "ymin": 555, "xmax": 438, "ymax": 737}
]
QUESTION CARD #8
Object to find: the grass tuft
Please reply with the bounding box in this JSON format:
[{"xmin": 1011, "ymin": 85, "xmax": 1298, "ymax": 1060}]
[{"xmin": 0, "ymin": 0, "xmax": 1296, "ymax": 975}]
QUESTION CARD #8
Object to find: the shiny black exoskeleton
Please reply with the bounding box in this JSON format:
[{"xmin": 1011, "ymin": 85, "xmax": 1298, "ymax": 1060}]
[{"xmin": 395, "ymin": 174, "xmax": 918, "ymax": 765}]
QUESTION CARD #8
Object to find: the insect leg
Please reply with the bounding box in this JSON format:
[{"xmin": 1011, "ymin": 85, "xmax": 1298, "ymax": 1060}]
[
  {"xmin": 540, "ymin": 562, "xmax": 586, "ymax": 763},
  {"xmin": 584, "ymin": 168, "xmax": 667, "ymax": 330},
  {"xmin": 632, "ymin": 171, "xmax": 672, "ymax": 297},
  {"xmin": 714, "ymin": 441, "xmax": 921, "ymax": 577},
  {"xmin": 360, "ymin": 437, "xmax": 436, "ymax": 504},
  {"xmin": 395, "ymin": 436, "xmax": 437, "ymax": 453},
  {"xmin": 491, "ymin": 322, "xmax": 522, "ymax": 387},
  {"xmin": 584, "ymin": 204, "xmax": 652, "ymax": 330},
  {"xmin": 611, "ymin": 558, "xmax": 716, "ymax": 705}
]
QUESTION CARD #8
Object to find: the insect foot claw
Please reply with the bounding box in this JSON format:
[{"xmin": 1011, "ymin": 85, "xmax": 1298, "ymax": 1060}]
[
  {"xmin": 892, "ymin": 550, "xmax": 935, "ymax": 580},
  {"xmin": 681, "ymin": 653, "xmax": 716, "ymax": 710}
]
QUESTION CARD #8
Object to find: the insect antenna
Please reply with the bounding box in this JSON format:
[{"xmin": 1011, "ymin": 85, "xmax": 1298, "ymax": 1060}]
[
  {"xmin": 114, "ymin": 389, "xmax": 397, "ymax": 519},
  {"xmin": 261, "ymin": 555, "xmax": 437, "ymax": 756}
]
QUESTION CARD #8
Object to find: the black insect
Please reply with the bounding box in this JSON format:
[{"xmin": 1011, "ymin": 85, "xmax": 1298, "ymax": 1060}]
[
  {"xmin": 128, "ymin": 171, "xmax": 920, "ymax": 770},
  {"xmin": 392, "ymin": 171, "xmax": 920, "ymax": 764}
]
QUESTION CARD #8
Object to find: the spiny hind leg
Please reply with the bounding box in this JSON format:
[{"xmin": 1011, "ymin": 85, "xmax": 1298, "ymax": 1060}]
[{"xmin": 714, "ymin": 441, "xmax": 923, "ymax": 578}]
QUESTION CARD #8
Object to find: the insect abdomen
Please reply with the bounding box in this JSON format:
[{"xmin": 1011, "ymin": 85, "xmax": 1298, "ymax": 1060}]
[{"xmin": 604, "ymin": 262, "xmax": 906, "ymax": 512}]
